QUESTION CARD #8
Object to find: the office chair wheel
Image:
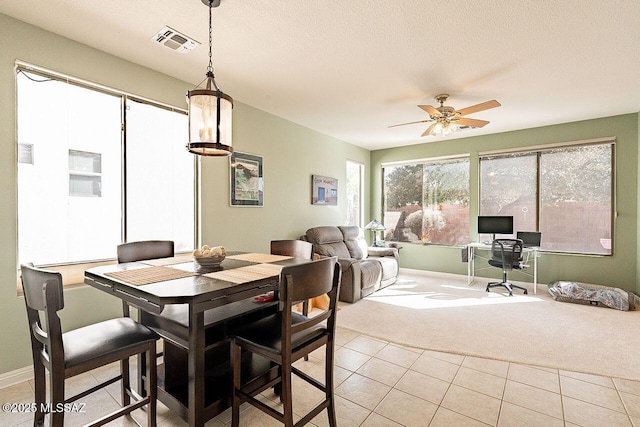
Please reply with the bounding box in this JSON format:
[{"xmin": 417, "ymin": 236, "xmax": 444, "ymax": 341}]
[{"xmin": 524, "ymin": 290, "xmax": 528, "ymax": 295}]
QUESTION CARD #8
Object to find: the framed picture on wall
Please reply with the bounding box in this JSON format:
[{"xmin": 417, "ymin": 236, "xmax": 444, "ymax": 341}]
[
  {"xmin": 230, "ymin": 152, "xmax": 263, "ymax": 207},
  {"xmin": 311, "ymin": 175, "xmax": 338, "ymax": 205}
]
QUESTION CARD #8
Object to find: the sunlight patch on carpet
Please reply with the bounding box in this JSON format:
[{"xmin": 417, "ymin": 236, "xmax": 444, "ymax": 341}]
[{"xmin": 364, "ymin": 281, "xmax": 545, "ymax": 309}]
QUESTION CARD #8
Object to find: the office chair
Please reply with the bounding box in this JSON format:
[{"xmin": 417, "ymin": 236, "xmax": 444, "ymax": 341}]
[
  {"xmin": 21, "ymin": 264, "xmax": 159, "ymax": 427},
  {"xmin": 486, "ymin": 239, "xmax": 529, "ymax": 296},
  {"xmin": 230, "ymin": 257, "xmax": 341, "ymax": 427}
]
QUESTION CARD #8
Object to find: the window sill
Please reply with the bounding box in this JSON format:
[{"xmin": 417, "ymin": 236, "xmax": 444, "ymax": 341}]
[{"xmin": 16, "ymin": 259, "xmax": 117, "ymax": 296}]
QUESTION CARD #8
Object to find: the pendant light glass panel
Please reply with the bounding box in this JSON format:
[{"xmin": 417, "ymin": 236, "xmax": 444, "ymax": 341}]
[{"xmin": 187, "ymin": 89, "xmax": 233, "ymax": 155}]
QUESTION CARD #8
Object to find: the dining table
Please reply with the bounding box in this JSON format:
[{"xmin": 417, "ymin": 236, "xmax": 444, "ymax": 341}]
[{"xmin": 84, "ymin": 251, "xmax": 313, "ymax": 427}]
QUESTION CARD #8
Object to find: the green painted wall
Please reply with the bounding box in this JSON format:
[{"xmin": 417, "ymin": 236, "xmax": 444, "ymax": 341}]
[
  {"xmin": 0, "ymin": 14, "xmax": 368, "ymax": 376},
  {"xmin": 371, "ymin": 114, "xmax": 639, "ymax": 292},
  {"xmin": 200, "ymin": 102, "xmax": 370, "ymax": 253}
]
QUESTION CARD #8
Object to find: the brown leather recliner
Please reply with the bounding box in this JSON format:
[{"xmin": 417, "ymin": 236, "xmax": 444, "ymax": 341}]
[{"xmin": 305, "ymin": 225, "xmax": 399, "ymax": 303}]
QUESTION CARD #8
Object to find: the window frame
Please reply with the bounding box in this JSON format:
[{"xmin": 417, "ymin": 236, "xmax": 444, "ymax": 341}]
[
  {"xmin": 346, "ymin": 159, "xmax": 365, "ymax": 228},
  {"xmin": 478, "ymin": 137, "xmax": 616, "ymax": 256},
  {"xmin": 15, "ymin": 62, "xmax": 199, "ymax": 287}
]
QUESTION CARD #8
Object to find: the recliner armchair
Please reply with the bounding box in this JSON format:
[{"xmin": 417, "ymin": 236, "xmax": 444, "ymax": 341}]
[{"xmin": 304, "ymin": 225, "xmax": 399, "ymax": 303}]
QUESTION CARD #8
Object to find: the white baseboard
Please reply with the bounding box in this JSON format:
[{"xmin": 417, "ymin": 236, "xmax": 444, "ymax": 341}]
[
  {"xmin": 398, "ymin": 267, "xmax": 547, "ymax": 291},
  {"xmin": 0, "ymin": 365, "xmax": 32, "ymax": 390},
  {"xmin": 399, "ymin": 267, "xmax": 467, "ymax": 281}
]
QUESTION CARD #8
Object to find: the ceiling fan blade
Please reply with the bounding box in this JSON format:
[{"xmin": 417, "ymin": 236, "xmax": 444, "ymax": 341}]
[
  {"xmin": 418, "ymin": 105, "xmax": 442, "ymax": 117},
  {"xmin": 457, "ymin": 117, "xmax": 490, "ymax": 128},
  {"xmin": 388, "ymin": 119, "xmax": 432, "ymax": 128},
  {"xmin": 456, "ymin": 100, "xmax": 501, "ymax": 116},
  {"xmin": 421, "ymin": 123, "xmax": 438, "ymax": 137}
]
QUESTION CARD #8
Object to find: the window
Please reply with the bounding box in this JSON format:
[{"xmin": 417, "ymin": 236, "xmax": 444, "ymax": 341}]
[
  {"xmin": 17, "ymin": 67, "xmax": 195, "ymax": 271},
  {"xmin": 383, "ymin": 157, "xmax": 470, "ymax": 245},
  {"xmin": 479, "ymin": 141, "xmax": 613, "ymax": 255},
  {"xmin": 346, "ymin": 160, "xmax": 364, "ymax": 227}
]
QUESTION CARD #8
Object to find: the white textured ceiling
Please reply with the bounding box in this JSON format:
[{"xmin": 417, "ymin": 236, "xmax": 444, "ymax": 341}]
[{"xmin": 1, "ymin": 0, "xmax": 639, "ymax": 150}]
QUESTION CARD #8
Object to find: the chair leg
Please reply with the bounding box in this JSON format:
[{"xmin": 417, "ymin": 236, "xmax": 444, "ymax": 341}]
[
  {"xmin": 509, "ymin": 283, "xmax": 528, "ymax": 295},
  {"xmin": 138, "ymin": 351, "xmax": 148, "ymax": 398},
  {"xmin": 325, "ymin": 341, "xmax": 337, "ymax": 427},
  {"xmin": 302, "ymin": 300, "xmax": 310, "ymax": 361},
  {"xmin": 486, "ymin": 281, "xmax": 528, "ymax": 296},
  {"xmin": 281, "ymin": 362, "xmax": 294, "ymax": 427},
  {"xmin": 231, "ymin": 342, "xmax": 241, "ymax": 427},
  {"xmin": 49, "ymin": 368, "xmax": 65, "ymax": 427},
  {"xmin": 146, "ymin": 345, "xmax": 157, "ymax": 427},
  {"xmin": 32, "ymin": 363, "xmax": 46, "ymax": 427},
  {"xmin": 120, "ymin": 357, "xmax": 131, "ymax": 406}
]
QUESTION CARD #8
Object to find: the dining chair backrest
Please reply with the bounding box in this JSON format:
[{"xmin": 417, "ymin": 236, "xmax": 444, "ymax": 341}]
[
  {"xmin": 21, "ymin": 263, "xmax": 64, "ymax": 365},
  {"xmin": 117, "ymin": 240, "xmax": 174, "ymax": 263},
  {"xmin": 278, "ymin": 257, "xmax": 341, "ymax": 357},
  {"xmin": 270, "ymin": 239, "xmax": 313, "ymax": 259},
  {"xmin": 281, "ymin": 257, "xmax": 338, "ymax": 308}
]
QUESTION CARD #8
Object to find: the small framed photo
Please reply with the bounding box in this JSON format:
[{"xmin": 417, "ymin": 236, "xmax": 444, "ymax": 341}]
[
  {"xmin": 230, "ymin": 152, "xmax": 263, "ymax": 207},
  {"xmin": 311, "ymin": 175, "xmax": 338, "ymax": 205}
]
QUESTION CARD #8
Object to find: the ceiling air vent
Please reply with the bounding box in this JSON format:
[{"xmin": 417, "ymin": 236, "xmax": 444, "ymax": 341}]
[{"xmin": 152, "ymin": 26, "xmax": 199, "ymax": 54}]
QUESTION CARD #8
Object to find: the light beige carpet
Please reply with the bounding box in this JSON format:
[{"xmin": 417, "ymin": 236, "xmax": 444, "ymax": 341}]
[{"xmin": 337, "ymin": 271, "xmax": 640, "ymax": 381}]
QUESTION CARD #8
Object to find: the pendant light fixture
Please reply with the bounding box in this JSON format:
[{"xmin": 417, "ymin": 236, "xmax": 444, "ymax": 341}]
[{"xmin": 187, "ymin": 0, "xmax": 233, "ymax": 156}]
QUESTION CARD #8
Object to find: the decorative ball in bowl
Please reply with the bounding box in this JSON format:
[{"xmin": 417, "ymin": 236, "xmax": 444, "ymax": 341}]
[{"xmin": 193, "ymin": 245, "xmax": 226, "ymax": 267}]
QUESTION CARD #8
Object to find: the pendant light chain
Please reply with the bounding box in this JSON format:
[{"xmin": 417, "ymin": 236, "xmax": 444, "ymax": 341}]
[{"xmin": 207, "ymin": 1, "xmax": 213, "ymax": 74}]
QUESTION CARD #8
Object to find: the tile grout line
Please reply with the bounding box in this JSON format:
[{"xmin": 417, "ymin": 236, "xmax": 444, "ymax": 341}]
[{"xmin": 612, "ymin": 378, "xmax": 637, "ymax": 426}]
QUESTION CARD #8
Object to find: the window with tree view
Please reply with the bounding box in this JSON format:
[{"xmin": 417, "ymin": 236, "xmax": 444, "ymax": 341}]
[
  {"xmin": 480, "ymin": 142, "xmax": 613, "ymax": 255},
  {"xmin": 383, "ymin": 158, "xmax": 469, "ymax": 245}
]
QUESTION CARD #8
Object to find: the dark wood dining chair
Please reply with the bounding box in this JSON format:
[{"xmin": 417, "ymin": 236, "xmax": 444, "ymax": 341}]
[
  {"xmin": 270, "ymin": 240, "xmax": 314, "ymax": 312},
  {"xmin": 117, "ymin": 240, "xmax": 174, "ymax": 264},
  {"xmin": 117, "ymin": 240, "xmax": 174, "ymax": 316},
  {"xmin": 270, "ymin": 239, "xmax": 313, "ymax": 260},
  {"xmin": 230, "ymin": 256, "xmax": 341, "ymax": 427},
  {"xmin": 116, "ymin": 240, "xmax": 174, "ymax": 393},
  {"xmin": 270, "ymin": 239, "xmax": 314, "ymax": 360},
  {"xmin": 20, "ymin": 263, "xmax": 159, "ymax": 427}
]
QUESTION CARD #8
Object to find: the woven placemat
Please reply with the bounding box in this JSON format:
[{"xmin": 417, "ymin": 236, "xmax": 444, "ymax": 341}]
[
  {"xmin": 105, "ymin": 266, "xmax": 195, "ymax": 286},
  {"xmin": 226, "ymin": 253, "xmax": 292, "ymax": 263},
  {"xmin": 204, "ymin": 263, "xmax": 283, "ymax": 284},
  {"xmin": 140, "ymin": 254, "xmax": 194, "ymax": 266}
]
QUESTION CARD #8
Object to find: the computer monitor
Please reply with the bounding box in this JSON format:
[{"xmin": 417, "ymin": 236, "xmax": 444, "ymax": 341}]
[
  {"xmin": 517, "ymin": 231, "xmax": 542, "ymax": 248},
  {"xmin": 477, "ymin": 216, "xmax": 513, "ymax": 241}
]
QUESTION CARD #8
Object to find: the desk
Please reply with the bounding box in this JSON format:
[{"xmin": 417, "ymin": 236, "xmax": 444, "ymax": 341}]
[
  {"xmin": 84, "ymin": 252, "xmax": 311, "ymax": 427},
  {"xmin": 466, "ymin": 243, "xmax": 540, "ymax": 294}
]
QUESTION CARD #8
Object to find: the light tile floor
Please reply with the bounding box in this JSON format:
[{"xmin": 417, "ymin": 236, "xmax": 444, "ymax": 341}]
[{"xmin": 1, "ymin": 326, "xmax": 639, "ymax": 427}]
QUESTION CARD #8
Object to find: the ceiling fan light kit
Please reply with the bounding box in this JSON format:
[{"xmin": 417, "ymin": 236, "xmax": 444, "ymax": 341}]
[{"xmin": 390, "ymin": 94, "xmax": 501, "ymax": 138}]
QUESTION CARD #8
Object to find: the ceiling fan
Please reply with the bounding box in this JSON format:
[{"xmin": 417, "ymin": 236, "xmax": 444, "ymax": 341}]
[{"xmin": 389, "ymin": 94, "xmax": 501, "ymax": 137}]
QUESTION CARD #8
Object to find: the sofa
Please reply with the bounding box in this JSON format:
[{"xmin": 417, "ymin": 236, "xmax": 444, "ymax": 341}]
[{"xmin": 304, "ymin": 225, "xmax": 399, "ymax": 303}]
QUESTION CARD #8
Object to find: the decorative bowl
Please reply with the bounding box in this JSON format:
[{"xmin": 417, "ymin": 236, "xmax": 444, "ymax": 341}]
[{"xmin": 194, "ymin": 254, "xmax": 225, "ymax": 267}]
